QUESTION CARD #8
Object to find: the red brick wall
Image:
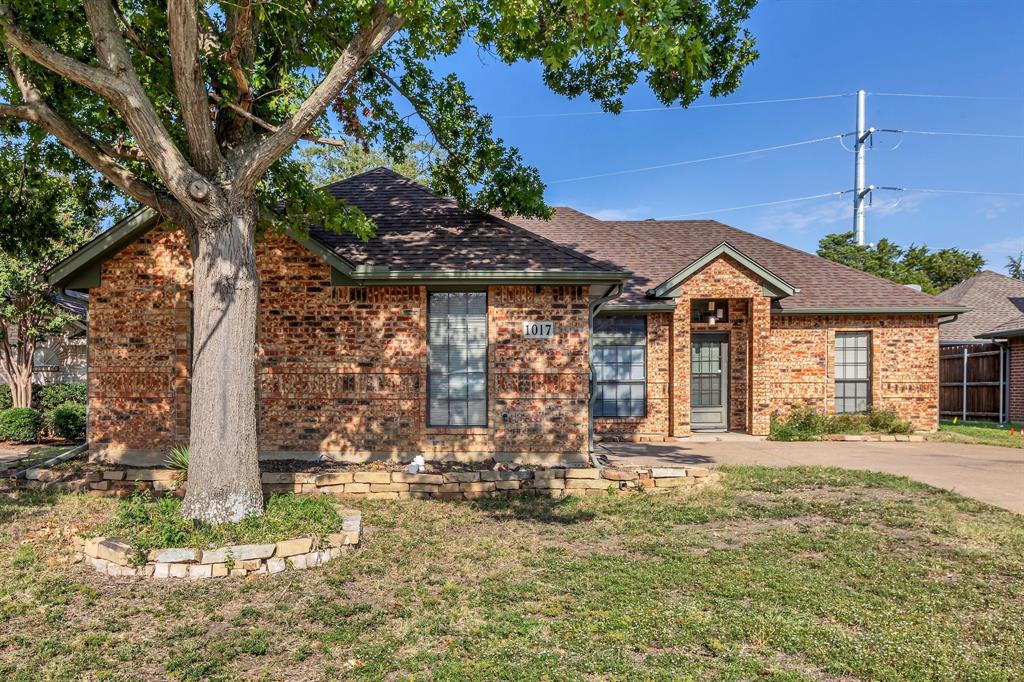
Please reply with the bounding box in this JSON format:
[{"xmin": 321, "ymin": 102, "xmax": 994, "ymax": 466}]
[
  {"xmin": 768, "ymin": 315, "xmax": 940, "ymax": 431},
  {"xmin": 88, "ymin": 228, "xmax": 192, "ymax": 456},
  {"xmin": 594, "ymin": 311, "xmax": 672, "ymax": 437},
  {"xmin": 88, "ymin": 231, "xmax": 591, "ymax": 463},
  {"xmin": 598, "ymin": 254, "xmax": 940, "ymax": 439},
  {"xmin": 1009, "ymin": 337, "xmax": 1024, "ymax": 423}
]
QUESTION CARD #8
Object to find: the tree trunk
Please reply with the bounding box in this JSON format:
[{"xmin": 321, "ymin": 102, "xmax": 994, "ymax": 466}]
[
  {"xmin": 180, "ymin": 199, "xmax": 263, "ymax": 524},
  {"xmin": 10, "ymin": 367, "xmax": 32, "ymax": 408}
]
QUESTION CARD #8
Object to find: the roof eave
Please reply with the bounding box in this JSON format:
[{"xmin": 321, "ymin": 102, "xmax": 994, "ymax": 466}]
[
  {"xmin": 46, "ymin": 207, "xmax": 159, "ymax": 289},
  {"xmin": 774, "ymin": 306, "xmax": 973, "ymax": 316},
  {"xmin": 978, "ymin": 327, "xmax": 1024, "ymax": 339}
]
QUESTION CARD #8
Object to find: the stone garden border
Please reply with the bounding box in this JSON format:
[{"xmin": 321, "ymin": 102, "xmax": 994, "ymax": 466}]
[
  {"xmin": 19, "ymin": 464, "xmax": 719, "ymax": 499},
  {"xmin": 76, "ymin": 509, "xmax": 361, "ymax": 579}
]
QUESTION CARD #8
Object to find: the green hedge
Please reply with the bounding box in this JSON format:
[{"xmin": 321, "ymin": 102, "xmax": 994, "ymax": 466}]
[
  {"xmin": 36, "ymin": 382, "xmax": 87, "ymax": 412},
  {"xmin": 0, "ymin": 408, "xmax": 43, "ymax": 443},
  {"xmin": 47, "ymin": 402, "xmax": 87, "ymax": 441},
  {"xmin": 0, "ymin": 382, "xmax": 86, "ymax": 412}
]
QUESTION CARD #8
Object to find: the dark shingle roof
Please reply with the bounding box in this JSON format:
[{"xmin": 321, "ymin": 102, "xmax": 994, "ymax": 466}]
[
  {"xmin": 309, "ymin": 168, "xmax": 620, "ymax": 273},
  {"xmin": 936, "ymin": 270, "xmax": 1024, "ymax": 341},
  {"xmin": 508, "ymin": 208, "xmax": 960, "ymax": 312}
]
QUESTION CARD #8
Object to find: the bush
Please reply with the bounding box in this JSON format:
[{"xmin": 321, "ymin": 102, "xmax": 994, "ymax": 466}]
[
  {"xmin": 0, "ymin": 385, "xmax": 10, "ymax": 411},
  {"xmin": 769, "ymin": 406, "xmax": 914, "ymax": 441},
  {"xmin": 867, "ymin": 408, "xmax": 914, "ymax": 435},
  {"xmin": 35, "ymin": 382, "xmax": 87, "ymax": 412},
  {"xmin": 47, "ymin": 402, "xmax": 87, "ymax": 441},
  {"xmin": 0, "ymin": 407, "xmax": 42, "ymax": 443}
]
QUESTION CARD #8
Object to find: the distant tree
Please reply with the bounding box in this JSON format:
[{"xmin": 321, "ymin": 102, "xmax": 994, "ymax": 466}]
[
  {"xmin": 1008, "ymin": 252, "xmax": 1024, "ymax": 281},
  {"xmin": 817, "ymin": 231, "xmax": 984, "ymax": 294},
  {"xmin": 0, "ymin": 139, "xmax": 97, "ymax": 408},
  {"xmin": 296, "ymin": 140, "xmax": 436, "ymax": 186}
]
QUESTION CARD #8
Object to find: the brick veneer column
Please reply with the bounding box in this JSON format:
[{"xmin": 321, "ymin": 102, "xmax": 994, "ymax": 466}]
[
  {"xmin": 671, "ymin": 297, "xmax": 691, "ymax": 437},
  {"xmin": 748, "ymin": 296, "xmax": 772, "ymax": 435},
  {"xmin": 1010, "ymin": 338, "xmax": 1024, "ymax": 423}
]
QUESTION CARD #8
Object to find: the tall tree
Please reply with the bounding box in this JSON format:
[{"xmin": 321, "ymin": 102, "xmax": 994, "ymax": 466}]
[
  {"xmin": 817, "ymin": 231, "xmax": 984, "ymax": 294},
  {"xmin": 0, "ymin": 138, "xmax": 98, "ymax": 407},
  {"xmin": 0, "ymin": 0, "xmax": 758, "ymax": 523},
  {"xmin": 1007, "ymin": 252, "xmax": 1024, "ymax": 281}
]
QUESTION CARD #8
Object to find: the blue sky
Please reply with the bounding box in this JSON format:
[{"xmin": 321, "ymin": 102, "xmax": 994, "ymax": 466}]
[{"xmin": 440, "ymin": 0, "xmax": 1024, "ymax": 270}]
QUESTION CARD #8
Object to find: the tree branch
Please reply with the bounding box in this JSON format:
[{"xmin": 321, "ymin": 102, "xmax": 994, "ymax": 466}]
[
  {"xmin": 112, "ymin": 0, "xmax": 166, "ymax": 64},
  {"xmin": 0, "ymin": 51, "xmax": 183, "ymax": 222},
  {"xmin": 207, "ymin": 91, "xmax": 348, "ymax": 148},
  {"xmin": 167, "ymin": 0, "xmax": 221, "ymax": 174},
  {"xmin": 225, "ymin": 0, "xmax": 254, "ymax": 111},
  {"xmin": 236, "ymin": 1, "xmax": 403, "ymax": 192}
]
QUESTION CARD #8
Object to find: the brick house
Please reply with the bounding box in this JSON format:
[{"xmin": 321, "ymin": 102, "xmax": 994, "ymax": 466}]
[
  {"xmin": 937, "ymin": 271, "xmax": 1024, "ymax": 423},
  {"xmin": 47, "ymin": 168, "xmax": 966, "ymax": 464}
]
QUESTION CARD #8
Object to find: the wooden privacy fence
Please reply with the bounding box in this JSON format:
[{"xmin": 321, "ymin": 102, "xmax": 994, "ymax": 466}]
[{"xmin": 940, "ymin": 343, "xmax": 1006, "ymax": 421}]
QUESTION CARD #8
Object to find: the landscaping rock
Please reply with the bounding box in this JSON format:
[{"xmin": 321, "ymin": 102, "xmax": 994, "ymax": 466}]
[
  {"xmin": 601, "ymin": 469, "xmax": 638, "ymax": 481},
  {"xmin": 96, "ymin": 538, "xmax": 132, "ymax": 565},
  {"xmin": 275, "ymin": 537, "xmax": 313, "ymax": 558},
  {"xmin": 150, "ymin": 548, "xmax": 199, "ymax": 564},
  {"xmin": 315, "ymin": 472, "xmax": 354, "ymax": 486},
  {"xmin": 228, "ymin": 544, "xmax": 276, "ymax": 561},
  {"xmin": 564, "ymin": 468, "xmax": 602, "ymax": 479},
  {"xmin": 353, "ymin": 471, "xmax": 391, "ymax": 484},
  {"xmin": 650, "ymin": 467, "xmax": 688, "ymax": 478},
  {"xmin": 392, "ymin": 472, "xmax": 443, "ymax": 484},
  {"xmin": 266, "ymin": 558, "xmax": 286, "ymax": 574},
  {"xmin": 443, "ymin": 471, "xmax": 480, "ymax": 483}
]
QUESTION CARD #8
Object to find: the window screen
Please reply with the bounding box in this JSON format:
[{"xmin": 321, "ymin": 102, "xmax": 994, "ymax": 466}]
[
  {"xmin": 428, "ymin": 292, "xmax": 487, "ymax": 426},
  {"xmin": 592, "ymin": 315, "xmax": 646, "ymax": 418},
  {"xmin": 835, "ymin": 331, "xmax": 870, "ymax": 413}
]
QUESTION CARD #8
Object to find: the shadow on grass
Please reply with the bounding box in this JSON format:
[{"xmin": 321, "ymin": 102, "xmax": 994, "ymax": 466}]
[
  {"xmin": 463, "ymin": 493, "xmax": 598, "ymax": 525},
  {"xmin": 0, "ymin": 489, "xmax": 63, "ymax": 524}
]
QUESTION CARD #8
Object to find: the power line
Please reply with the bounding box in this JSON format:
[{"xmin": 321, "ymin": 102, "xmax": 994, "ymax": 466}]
[
  {"xmin": 892, "ymin": 187, "xmax": 1024, "ymax": 198},
  {"xmin": 869, "ymin": 92, "xmax": 1024, "ymax": 101},
  {"xmin": 657, "ymin": 191, "xmax": 845, "ymax": 219},
  {"xmin": 549, "ymin": 134, "xmax": 843, "ymax": 184},
  {"xmin": 499, "ymin": 93, "xmax": 852, "ymax": 119},
  {"xmin": 890, "ymin": 128, "xmax": 1024, "ymax": 140}
]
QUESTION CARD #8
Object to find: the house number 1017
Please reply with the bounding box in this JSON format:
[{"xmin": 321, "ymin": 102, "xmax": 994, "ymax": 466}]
[{"xmin": 522, "ymin": 321, "xmax": 554, "ymax": 338}]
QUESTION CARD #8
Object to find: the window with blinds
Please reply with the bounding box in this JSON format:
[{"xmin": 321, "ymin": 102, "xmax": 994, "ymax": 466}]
[
  {"xmin": 592, "ymin": 315, "xmax": 646, "ymax": 418},
  {"xmin": 428, "ymin": 292, "xmax": 488, "ymax": 426},
  {"xmin": 835, "ymin": 331, "xmax": 871, "ymax": 413}
]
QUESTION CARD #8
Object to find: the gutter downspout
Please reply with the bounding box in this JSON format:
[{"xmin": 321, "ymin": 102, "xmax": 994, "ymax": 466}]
[{"xmin": 588, "ymin": 284, "xmax": 624, "ymax": 468}]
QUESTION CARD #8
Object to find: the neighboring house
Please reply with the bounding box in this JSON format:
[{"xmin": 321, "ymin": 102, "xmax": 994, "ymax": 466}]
[
  {"xmin": 1, "ymin": 292, "xmax": 87, "ymax": 389},
  {"xmin": 936, "ymin": 271, "xmax": 1024, "ymax": 422},
  {"xmin": 46, "ymin": 168, "xmax": 966, "ymax": 464}
]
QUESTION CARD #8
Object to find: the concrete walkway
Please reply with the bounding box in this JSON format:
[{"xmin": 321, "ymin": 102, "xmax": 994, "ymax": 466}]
[{"xmin": 601, "ymin": 439, "xmax": 1024, "ymax": 513}]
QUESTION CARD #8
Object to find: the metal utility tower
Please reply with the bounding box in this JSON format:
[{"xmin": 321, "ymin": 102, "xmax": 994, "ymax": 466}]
[{"xmin": 852, "ymin": 89, "xmax": 873, "ymax": 245}]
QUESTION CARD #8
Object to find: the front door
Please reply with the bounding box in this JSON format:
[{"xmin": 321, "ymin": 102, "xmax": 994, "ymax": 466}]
[{"xmin": 690, "ymin": 333, "xmax": 729, "ymax": 431}]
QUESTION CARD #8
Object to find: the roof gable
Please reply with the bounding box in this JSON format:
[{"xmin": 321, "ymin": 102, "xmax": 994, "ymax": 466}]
[
  {"xmin": 936, "ymin": 270, "xmax": 1024, "ymax": 341},
  {"xmin": 509, "ymin": 208, "xmax": 969, "ymax": 314},
  {"xmin": 649, "ymin": 242, "xmax": 798, "ymax": 299}
]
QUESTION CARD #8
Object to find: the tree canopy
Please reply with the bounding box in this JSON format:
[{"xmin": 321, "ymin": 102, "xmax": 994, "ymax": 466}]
[
  {"xmin": 0, "ymin": 137, "xmax": 96, "ymax": 407},
  {"xmin": 817, "ymin": 231, "xmax": 985, "ymax": 294},
  {"xmin": 0, "ymin": 0, "xmax": 759, "ymax": 234}
]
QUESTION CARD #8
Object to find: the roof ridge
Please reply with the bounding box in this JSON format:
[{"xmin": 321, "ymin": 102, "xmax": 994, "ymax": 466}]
[
  {"xmin": 617, "ymin": 218, "xmax": 945, "ymax": 304},
  {"xmin": 487, "ymin": 212, "xmax": 622, "ymax": 272}
]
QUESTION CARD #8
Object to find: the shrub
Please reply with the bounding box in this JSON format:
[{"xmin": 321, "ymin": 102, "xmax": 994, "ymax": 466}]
[
  {"xmin": 0, "ymin": 385, "xmax": 10, "ymax": 411},
  {"xmin": 35, "ymin": 382, "xmax": 87, "ymax": 412},
  {"xmin": 47, "ymin": 402, "xmax": 87, "ymax": 441},
  {"xmin": 867, "ymin": 408, "xmax": 914, "ymax": 435},
  {"xmin": 0, "ymin": 407, "xmax": 42, "ymax": 443}
]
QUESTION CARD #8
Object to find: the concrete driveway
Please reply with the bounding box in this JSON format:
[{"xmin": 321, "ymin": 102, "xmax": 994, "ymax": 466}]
[{"xmin": 600, "ymin": 439, "xmax": 1024, "ymax": 513}]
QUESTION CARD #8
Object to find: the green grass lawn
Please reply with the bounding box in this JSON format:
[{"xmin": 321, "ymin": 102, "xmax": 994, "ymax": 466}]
[
  {"xmin": 935, "ymin": 420, "xmax": 1024, "ymax": 449},
  {"xmin": 1, "ymin": 467, "xmax": 1022, "ymax": 681}
]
